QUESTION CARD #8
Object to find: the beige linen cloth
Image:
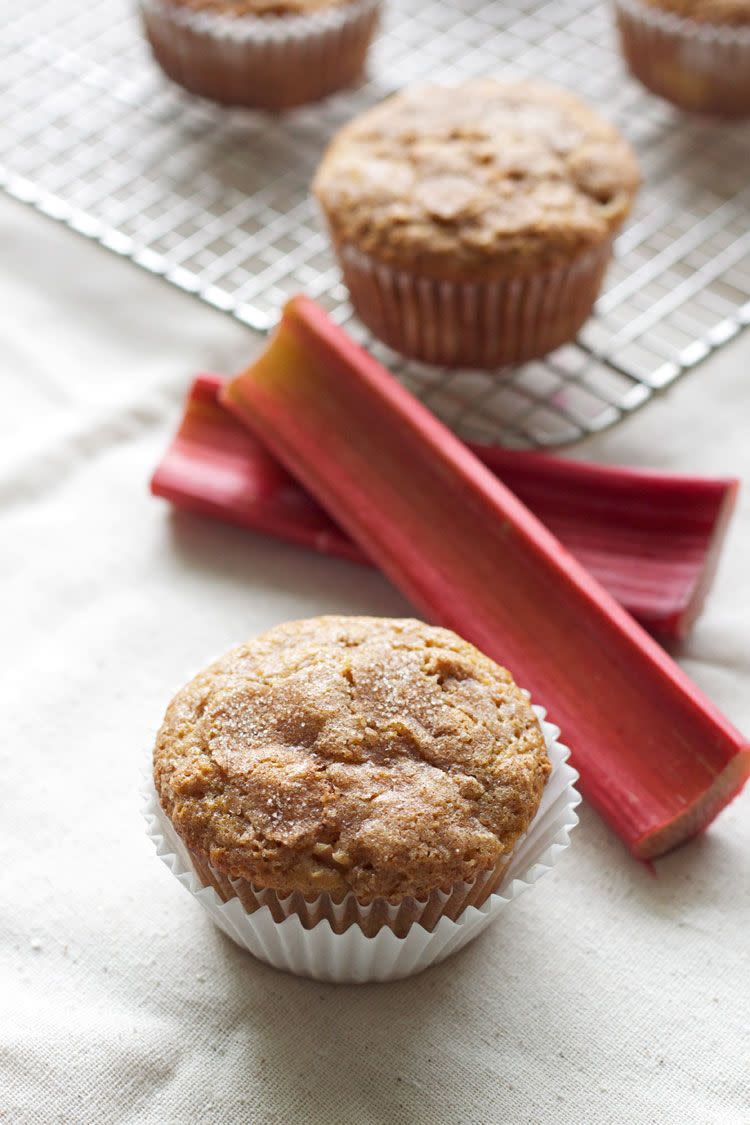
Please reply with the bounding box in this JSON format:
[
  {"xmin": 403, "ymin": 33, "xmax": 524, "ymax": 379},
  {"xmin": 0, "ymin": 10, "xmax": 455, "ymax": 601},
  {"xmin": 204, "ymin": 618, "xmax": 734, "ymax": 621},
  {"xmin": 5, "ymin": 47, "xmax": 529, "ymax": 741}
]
[{"xmin": 2, "ymin": 196, "xmax": 748, "ymax": 1124}]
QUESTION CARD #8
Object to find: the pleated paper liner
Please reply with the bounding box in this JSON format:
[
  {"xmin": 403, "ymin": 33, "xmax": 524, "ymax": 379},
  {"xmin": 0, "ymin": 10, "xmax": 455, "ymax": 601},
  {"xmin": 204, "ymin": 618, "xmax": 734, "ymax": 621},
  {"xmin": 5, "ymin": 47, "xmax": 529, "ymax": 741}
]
[
  {"xmin": 333, "ymin": 240, "xmax": 613, "ymax": 369},
  {"xmin": 144, "ymin": 706, "xmax": 580, "ymax": 983},
  {"xmin": 615, "ymin": 0, "xmax": 750, "ymax": 118},
  {"xmin": 139, "ymin": 0, "xmax": 382, "ymax": 110}
]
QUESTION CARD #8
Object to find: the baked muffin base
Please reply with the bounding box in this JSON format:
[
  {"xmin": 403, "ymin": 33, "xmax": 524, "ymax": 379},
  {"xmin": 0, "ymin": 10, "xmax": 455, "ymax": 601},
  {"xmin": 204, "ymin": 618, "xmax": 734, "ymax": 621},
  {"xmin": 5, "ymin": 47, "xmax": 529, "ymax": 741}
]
[
  {"xmin": 615, "ymin": 0, "xmax": 750, "ymax": 117},
  {"xmin": 140, "ymin": 0, "xmax": 381, "ymax": 110},
  {"xmin": 333, "ymin": 240, "xmax": 613, "ymax": 369}
]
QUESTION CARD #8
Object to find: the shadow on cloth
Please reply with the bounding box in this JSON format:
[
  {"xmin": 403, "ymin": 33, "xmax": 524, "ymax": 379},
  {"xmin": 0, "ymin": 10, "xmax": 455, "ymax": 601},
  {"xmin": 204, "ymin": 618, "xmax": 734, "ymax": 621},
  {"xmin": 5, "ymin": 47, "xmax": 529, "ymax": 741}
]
[
  {"xmin": 204, "ymin": 911, "xmax": 556, "ymax": 1122},
  {"xmin": 165, "ymin": 508, "xmax": 411, "ymax": 617}
]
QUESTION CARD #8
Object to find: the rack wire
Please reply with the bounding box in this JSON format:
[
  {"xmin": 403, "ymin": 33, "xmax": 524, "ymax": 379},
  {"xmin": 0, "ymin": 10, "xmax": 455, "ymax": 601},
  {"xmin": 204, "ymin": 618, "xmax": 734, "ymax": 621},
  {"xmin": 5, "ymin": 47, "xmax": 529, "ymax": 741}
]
[{"xmin": 2, "ymin": 0, "xmax": 749, "ymax": 446}]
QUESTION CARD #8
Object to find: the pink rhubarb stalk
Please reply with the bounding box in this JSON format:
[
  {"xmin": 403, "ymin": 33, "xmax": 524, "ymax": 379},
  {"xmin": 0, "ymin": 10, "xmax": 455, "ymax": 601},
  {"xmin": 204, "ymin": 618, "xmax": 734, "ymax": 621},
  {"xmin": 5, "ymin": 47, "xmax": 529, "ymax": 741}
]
[
  {"xmin": 220, "ymin": 297, "xmax": 749, "ymax": 859},
  {"xmin": 152, "ymin": 372, "xmax": 737, "ymax": 640}
]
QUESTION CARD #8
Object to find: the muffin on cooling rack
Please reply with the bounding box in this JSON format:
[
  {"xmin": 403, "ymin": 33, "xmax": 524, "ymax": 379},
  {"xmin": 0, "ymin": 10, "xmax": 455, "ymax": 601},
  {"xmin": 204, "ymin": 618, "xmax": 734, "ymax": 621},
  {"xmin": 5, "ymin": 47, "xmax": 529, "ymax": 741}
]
[
  {"xmin": 615, "ymin": 0, "xmax": 750, "ymax": 117},
  {"xmin": 139, "ymin": 0, "xmax": 381, "ymax": 111},
  {"xmin": 152, "ymin": 617, "xmax": 552, "ymax": 943},
  {"xmin": 313, "ymin": 80, "xmax": 640, "ymax": 369}
]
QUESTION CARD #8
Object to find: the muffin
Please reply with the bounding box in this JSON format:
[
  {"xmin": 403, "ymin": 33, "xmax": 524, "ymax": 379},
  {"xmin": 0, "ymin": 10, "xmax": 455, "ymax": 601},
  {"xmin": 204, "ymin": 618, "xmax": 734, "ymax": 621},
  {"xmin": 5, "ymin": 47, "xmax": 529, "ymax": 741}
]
[
  {"xmin": 615, "ymin": 0, "xmax": 750, "ymax": 117},
  {"xmin": 313, "ymin": 81, "xmax": 640, "ymax": 369},
  {"xmin": 139, "ymin": 0, "xmax": 381, "ymax": 110},
  {"xmin": 152, "ymin": 616, "xmax": 552, "ymax": 944}
]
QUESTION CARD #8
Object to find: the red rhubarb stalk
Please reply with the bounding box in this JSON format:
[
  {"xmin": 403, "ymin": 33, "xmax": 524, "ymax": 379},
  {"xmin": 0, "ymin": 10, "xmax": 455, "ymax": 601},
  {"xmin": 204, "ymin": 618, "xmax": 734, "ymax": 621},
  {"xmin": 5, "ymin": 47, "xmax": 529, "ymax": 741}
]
[
  {"xmin": 152, "ymin": 373, "xmax": 737, "ymax": 640},
  {"xmin": 221, "ymin": 297, "xmax": 750, "ymax": 859}
]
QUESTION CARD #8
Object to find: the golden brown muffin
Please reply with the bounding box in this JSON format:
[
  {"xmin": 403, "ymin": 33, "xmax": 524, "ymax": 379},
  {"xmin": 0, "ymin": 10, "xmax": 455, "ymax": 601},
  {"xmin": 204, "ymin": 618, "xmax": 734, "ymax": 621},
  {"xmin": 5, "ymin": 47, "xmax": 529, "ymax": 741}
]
[
  {"xmin": 314, "ymin": 80, "xmax": 639, "ymax": 281},
  {"xmin": 139, "ymin": 0, "xmax": 380, "ymax": 111},
  {"xmin": 313, "ymin": 81, "xmax": 639, "ymax": 368},
  {"xmin": 154, "ymin": 617, "xmax": 550, "ymax": 910},
  {"xmin": 616, "ymin": 0, "xmax": 750, "ymax": 117}
]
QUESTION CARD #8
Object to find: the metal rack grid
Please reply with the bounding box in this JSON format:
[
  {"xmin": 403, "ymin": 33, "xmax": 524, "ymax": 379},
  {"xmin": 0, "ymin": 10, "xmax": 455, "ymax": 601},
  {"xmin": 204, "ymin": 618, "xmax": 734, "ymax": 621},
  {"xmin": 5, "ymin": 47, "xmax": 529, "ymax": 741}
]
[{"xmin": 2, "ymin": 0, "xmax": 749, "ymax": 447}]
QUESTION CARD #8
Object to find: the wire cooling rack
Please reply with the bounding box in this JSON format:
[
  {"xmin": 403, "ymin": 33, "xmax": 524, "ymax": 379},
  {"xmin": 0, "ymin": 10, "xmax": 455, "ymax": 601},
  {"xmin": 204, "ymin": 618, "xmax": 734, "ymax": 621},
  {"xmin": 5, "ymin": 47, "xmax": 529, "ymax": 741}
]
[{"xmin": 2, "ymin": 0, "xmax": 749, "ymax": 446}]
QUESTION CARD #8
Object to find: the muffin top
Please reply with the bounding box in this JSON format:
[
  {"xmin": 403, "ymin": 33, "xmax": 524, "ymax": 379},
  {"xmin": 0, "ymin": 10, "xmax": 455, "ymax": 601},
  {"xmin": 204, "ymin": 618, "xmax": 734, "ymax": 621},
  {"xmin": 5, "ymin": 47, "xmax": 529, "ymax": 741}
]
[
  {"xmin": 160, "ymin": 0, "xmax": 357, "ymax": 17},
  {"xmin": 314, "ymin": 80, "xmax": 640, "ymax": 279},
  {"xmin": 636, "ymin": 0, "xmax": 750, "ymax": 24},
  {"xmin": 154, "ymin": 616, "xmax": 550, "ymax": 901}
]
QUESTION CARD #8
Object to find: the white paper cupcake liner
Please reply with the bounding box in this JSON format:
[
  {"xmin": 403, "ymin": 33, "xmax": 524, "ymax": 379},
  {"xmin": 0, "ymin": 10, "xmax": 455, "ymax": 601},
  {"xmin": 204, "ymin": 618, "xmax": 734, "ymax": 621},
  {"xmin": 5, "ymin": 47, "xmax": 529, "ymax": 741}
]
[
  {"xmin": 139, "ymin": 0, "xmax": 381, "ymax": 110},
  {"xmin": 615, "ymin": 0, "xmax": 750, "ymax": 117},
  {"xmin": 331, "ymin": 240, "xmax": 613, "ymax": 370},
  {"xmin": 144, "ymin": 706, "xmax": 580, "ymax": 983},
  {"xmin": 185, "ymin": 846, "xmax": 513, "ymax": 937}
]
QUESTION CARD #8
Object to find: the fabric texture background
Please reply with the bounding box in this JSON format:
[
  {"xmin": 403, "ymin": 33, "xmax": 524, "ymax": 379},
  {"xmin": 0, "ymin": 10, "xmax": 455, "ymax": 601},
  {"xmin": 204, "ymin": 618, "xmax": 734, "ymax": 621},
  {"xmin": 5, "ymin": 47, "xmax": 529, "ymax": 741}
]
[{"xmin": 1, "ymin": 195, "xmax": 748, "ymax": 1124}]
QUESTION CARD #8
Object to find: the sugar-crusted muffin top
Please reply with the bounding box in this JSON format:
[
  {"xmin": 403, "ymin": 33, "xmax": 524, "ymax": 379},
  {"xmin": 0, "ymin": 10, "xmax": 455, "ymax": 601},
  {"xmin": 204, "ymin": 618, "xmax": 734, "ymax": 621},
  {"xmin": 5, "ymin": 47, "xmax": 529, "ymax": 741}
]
[
  {"xmin": 160, "ymin": 0, "xmax": 356, "ymax": 17},
  {"xmin": 314, "ymin": 80, "xmax": 640, "ymax": 279},
  {"xmin": 637, "ymin": 0, "xmax": 750, "ymax": 24},
  {"xmin": 154, "ymin": 616, "xmax": 550, "ymax": 901}
]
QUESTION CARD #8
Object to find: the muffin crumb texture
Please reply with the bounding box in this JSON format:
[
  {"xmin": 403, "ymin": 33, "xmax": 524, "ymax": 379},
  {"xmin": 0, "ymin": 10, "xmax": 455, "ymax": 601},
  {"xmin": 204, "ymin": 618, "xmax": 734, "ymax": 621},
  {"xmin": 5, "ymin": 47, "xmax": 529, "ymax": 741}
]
[
  {"xmin": 314, "ymin": 80, "xmax": 640, "ymax": 278},
  {"xmin": 154, "ymin": 617, "xmax": 550, "ymax": 901}
]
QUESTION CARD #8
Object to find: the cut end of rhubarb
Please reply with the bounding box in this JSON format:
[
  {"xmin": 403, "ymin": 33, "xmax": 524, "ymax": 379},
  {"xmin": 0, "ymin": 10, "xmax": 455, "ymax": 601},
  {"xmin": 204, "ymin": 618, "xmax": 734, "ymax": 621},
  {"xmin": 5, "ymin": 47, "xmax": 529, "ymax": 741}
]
[
  {"xmin": 150, "ymin": 372, "xmax": 362, "ymax": 561},
  {"xmin": 635, "ymin": 748, "xmax": 750, "ymax": 859},
  {"xmin": 672, "ymin": 479, "xmax": 740, "ymax": 640}
]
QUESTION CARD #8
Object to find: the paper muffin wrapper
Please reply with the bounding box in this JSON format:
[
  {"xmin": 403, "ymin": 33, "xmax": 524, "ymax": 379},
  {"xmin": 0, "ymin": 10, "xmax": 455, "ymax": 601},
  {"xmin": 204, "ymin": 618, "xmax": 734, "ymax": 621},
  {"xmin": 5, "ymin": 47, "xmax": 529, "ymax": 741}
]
[
  {"xmin": 143, "ymin": 706, "xmax": 580, "ymax": 983},
  {"xmin": 330, "ymin": 240, "xmax": 613, "ymax": 370},
  {"xmin": 184, "ymin": 846, "xmax": 513, "ymax": 938},
  {"xmin": 139, "ymin": 0, "xmax": 381, "ymax": 110},
  {"xmin": 615, "ymin": 0, "xmax": 750, "ymax": 117}
]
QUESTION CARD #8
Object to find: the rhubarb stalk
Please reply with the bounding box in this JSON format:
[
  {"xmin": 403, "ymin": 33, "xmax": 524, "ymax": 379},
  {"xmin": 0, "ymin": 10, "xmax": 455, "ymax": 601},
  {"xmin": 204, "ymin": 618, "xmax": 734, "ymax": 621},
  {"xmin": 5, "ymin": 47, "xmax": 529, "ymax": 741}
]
[
  {"xmin": 221, "ymin": 296, "xmax": 750, "ymax": 859},
  {"xmin": 152, "ymin": 372, "xmax": 737, "ymax": 640}
]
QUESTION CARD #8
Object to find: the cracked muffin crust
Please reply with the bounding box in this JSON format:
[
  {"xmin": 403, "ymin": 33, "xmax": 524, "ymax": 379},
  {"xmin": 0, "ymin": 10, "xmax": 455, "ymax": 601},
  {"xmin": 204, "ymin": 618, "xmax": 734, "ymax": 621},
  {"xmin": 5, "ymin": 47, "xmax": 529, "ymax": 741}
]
[
  {"xmin": 313, "ymin": 80, "xmax": 640, "ymax": 280},
  {"xmin": 154, "ymin": 617, "xmax": 550, "ymax": 903}
]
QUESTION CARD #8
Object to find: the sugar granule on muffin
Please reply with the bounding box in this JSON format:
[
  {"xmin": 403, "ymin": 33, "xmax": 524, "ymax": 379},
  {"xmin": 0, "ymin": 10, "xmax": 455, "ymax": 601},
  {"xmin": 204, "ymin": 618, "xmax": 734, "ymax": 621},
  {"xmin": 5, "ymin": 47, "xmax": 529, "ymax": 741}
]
[
  {"xmin": 313, "ymin": 80, "xmax": 639, "ymax": 368},
  {"xmin": 153, "ymin": 617, "xmax": 550, "ymax": 908}
]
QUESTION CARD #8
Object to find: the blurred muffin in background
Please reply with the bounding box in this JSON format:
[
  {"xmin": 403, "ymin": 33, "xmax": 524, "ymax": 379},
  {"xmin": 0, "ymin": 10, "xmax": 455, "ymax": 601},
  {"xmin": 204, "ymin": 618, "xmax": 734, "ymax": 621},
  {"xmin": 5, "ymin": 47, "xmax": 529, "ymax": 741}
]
[
  {"xmin": 314, "ymin": 80, "xmax": 639, "ymax": 369},
  {"xmin": 140, "ymin": 0, "xmax": 382, "ymax": 111},
  {"xmin": 615, "ymin": 0, "xmax": 750, "ymax": 117}
]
